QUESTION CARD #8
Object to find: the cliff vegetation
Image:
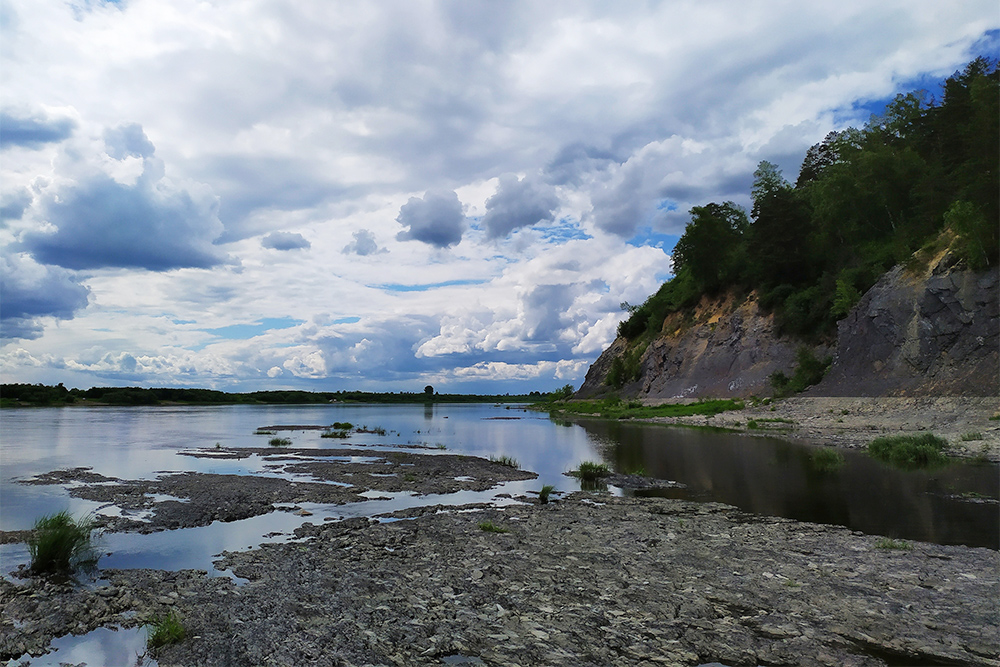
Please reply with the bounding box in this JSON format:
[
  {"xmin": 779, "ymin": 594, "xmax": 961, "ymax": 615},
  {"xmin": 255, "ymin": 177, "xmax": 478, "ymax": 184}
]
[{"xmin": 593, "ymin": 58, "xmax": 998, "ymax": 397}]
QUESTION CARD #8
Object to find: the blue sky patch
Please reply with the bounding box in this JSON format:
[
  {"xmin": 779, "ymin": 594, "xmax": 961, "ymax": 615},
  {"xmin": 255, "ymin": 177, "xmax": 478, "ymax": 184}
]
[
  {"xmin": 627, "ymin": 227, "xmax": 679, "ymax": 252},
  {"xmin": 333, "ymin": 316, "xmax": 361, "ymax": 324},
  {"xmin": 538, "ymin": 217, "xmax": 592, "ymax": 243},
  {"xmin": 375, "ymin": 279, "xmax": 487, "ymax": 292},
  {"xmin": 204, "ymin": 317, "xmax": 303, "ymax": 340}
]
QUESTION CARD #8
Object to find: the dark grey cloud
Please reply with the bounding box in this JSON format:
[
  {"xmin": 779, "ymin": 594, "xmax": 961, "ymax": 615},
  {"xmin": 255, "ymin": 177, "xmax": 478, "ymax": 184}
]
[
  {"xmin": 482, "ymin": 174, "xmax": 559, "ymax": 239},
  {"xmin": 395, "ymin": 190, "xmax": 465, "ymax": 248},
  {"xmin": 103, "ymin": 123, "xmax": 156, "ymax": 159},
  {"xmin": 590, "ymin": 166, "xmax": 649, "ymax": 237},
  {"xmin": 342, "ymin": 229, "xmax": 385, "ymax": 256},
  {"xmin": 25, "ymin": 171, "xmax": 228, "ymax": 271},
  {"xmin": 0, "ymin": 188, "xmax": 32, "ymax": 221},
  {"xmin": 262, "ymin": 231, "xmax": 311, "ymax": 251},
  {"xmin": 544, "ymin": 143, "xmax": 620, "ymax": 186},
  {"xmin": 197, "ymin": 155, "xmax": 356, "ymax": 242},
  {"xmin": 0, "ymin": 251, "xmax": 90, "ymax": 340},
  {"xmin": 0, "ymin": 111, "xmax": 76, "ymax": 150}
]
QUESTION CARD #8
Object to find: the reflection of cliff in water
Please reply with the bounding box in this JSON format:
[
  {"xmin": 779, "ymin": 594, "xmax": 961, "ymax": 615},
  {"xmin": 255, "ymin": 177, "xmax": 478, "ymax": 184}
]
[{"xmin": 578, "ymin": 419, "xmax": 999, "ymax": 549}]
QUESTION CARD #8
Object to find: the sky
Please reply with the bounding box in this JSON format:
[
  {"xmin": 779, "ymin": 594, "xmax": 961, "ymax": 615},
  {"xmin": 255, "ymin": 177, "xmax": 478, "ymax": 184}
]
[{"xmin": 1, "ymin": 1, "xmax": 997, "ymax": 394}]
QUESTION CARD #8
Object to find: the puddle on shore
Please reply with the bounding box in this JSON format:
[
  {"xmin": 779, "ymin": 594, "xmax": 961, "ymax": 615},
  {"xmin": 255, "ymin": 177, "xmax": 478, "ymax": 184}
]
[{"xmin": 8, "ymin": 625, "xmax": 154, "ymax": 667}]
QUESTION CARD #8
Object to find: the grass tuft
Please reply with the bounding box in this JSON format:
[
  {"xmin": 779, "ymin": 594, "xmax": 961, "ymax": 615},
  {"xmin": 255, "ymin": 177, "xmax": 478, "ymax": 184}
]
[
  {"xmin": 960, "ymin": 431, "xmax": 984, "ymax": 441},
  {"xmin": 810, "ymin": 447, "xmax": 845, "ymax": 471},
  {"xmin": 27, "ymin": 511, "xmax": 99, "ymax": 575},
  {"xmin": 268, "ymin": 437, "xmax": 292, "ymax": 447},
  {"xmin": 576, "ymin": 461, "xmax": 611, "ymax": 481},
  {"xmin": 867, "ymin": 434, "xmax": 950, "ymax": 469},
  {"xmin": 539, "ymin": 485, "xmax": 556, "ymax": 504},
  {"xmin": 489, "ymin": 455, "xmax": 520, "ymax": 469},
  {"xmin": 320, "ymin": 429, "xmax": 351, "ymax": 439},
  {"xmin": 478, "ymin": 521, "xmax": 509, "ymax": 533},
  {"xmin": 147, "ymin": 611, "xmax": 186, "ymax": 650}
]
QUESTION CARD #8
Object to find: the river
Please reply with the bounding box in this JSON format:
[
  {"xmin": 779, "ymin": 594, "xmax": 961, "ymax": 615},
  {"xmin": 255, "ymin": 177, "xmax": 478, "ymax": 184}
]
[{"xmin": 1, "ymin": 403, "xmax": 996, "ymax": 665}]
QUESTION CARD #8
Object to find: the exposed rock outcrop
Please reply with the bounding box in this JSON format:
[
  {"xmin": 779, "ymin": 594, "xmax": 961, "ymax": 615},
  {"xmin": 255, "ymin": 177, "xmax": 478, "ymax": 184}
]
[
  {"xmin": 579, "ymin": 249, "xmax": 999, "ymax": 399},
  {"xmin": 815, "ymin": 251, "xmax": 998, "ymax": 396}
]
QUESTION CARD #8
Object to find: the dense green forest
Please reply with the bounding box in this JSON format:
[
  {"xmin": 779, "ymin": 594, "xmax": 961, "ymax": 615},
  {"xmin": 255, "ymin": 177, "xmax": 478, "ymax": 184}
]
[
  {"xmin": 0, "ymin": 383, "xmax": 549, "ymax": 407},
  {"xmin": 618, "ymin": 58, "xmax": 998, "ymax": 345}
]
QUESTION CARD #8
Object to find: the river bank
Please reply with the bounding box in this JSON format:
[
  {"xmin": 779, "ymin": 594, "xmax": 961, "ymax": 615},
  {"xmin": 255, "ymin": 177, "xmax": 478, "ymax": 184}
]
[
  {"xmin": 3, "ymin": 492, "xmax": 998, "ymax": 666},
  {"xmin": 641, "ymin": 396, "xmax": 1000, "ymax": 461}
]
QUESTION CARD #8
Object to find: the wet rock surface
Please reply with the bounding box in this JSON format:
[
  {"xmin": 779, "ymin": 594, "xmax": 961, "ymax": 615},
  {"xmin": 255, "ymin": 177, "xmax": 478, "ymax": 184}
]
[
  {"xmin": 10, "ymin": 449, "xmax": 537, "ymax": 535},
  {"xmin": 3, "ymin": 495, "xmax": 997, "ymax": 666}
]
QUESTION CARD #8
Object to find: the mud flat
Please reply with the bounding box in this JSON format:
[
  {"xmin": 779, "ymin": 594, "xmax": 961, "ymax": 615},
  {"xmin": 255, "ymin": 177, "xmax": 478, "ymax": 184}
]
[
  {"xmin": 3, "ymin": 489, "xmax": 998, "ymax": 666},
  {"xmin": 642, "ymin": 396, "xmax": 1000, "ymax": 461}
]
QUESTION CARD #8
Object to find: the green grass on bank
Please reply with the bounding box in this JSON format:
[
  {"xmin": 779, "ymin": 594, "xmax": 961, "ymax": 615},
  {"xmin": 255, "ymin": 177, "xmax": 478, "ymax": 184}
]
[
  {"xmin": 867, "ymin": 434, "xmax": 951, "ymax": 469},
  {"xmin": 543, "ymin": 397, "xmax": 744, "ymax": 421}
]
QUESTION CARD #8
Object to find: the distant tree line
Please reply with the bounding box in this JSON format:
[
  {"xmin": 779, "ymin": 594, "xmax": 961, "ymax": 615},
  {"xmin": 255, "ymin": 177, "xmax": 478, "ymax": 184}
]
[
  {"xmin": 1, "ymin": 383, "xmax": 562, "ymax": 407},
  {"xmin": 619, "ymin": 58, "xmax": 998, "ymax": 343}
]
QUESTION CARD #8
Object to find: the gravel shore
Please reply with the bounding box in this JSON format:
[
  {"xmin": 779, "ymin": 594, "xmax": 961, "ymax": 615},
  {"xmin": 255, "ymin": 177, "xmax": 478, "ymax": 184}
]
[
  {"xmin": 3, "ymin": 494, "xmax": 997, "ymax": 666},
  {"xmin": 643, "ymin": 396, "xmax": 1000, "ymax": 461}
]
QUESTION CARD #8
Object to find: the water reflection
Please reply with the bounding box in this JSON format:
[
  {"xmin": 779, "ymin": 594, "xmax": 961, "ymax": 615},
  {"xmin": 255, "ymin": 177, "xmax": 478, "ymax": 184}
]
[{"xmin": 580, "ymin": 419, "xmax": 999, "ymax": 549}]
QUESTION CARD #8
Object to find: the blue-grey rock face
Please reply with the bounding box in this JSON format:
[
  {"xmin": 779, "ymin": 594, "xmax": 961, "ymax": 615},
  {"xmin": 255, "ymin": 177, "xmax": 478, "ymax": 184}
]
[
  {"xmin": 816, "ymin": 253, "xmax": 998, "ymax": 396},
  {"xmin": 580, "ymin": 249, "xmax": 998, "ymax": 399}
]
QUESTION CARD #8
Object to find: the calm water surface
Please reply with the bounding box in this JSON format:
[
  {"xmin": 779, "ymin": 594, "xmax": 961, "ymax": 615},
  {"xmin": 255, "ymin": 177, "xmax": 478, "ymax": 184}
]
[{"xmin": 1, "ymin": 403, "xmax": 996, "ymax": 665}]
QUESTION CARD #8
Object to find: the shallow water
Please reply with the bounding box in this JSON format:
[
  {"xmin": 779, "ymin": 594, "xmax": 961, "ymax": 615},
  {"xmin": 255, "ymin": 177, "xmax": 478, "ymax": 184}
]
[{"xmin": 1, "ymin": 403, "xmax": 996, "ymax": 664}]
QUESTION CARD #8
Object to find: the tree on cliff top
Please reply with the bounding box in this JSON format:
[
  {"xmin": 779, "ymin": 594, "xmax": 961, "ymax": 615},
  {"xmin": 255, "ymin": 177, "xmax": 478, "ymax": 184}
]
[{"xmin": 617, "ymin": 57, "xmax": 998, "ymax": 343}]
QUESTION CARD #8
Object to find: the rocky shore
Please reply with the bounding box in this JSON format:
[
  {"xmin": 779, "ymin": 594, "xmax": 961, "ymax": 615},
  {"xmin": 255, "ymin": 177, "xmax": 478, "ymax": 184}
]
[
  {"xmin": 2, "ymin": 442, "xmax": 998, "ymax": 666},
  {"xmin": 2, "ymin": 494, "xmax": 998, "ymax": 665},
  {"xmin": 642, "ymin": 396, "xmax": 1000, "ymax": 461}
]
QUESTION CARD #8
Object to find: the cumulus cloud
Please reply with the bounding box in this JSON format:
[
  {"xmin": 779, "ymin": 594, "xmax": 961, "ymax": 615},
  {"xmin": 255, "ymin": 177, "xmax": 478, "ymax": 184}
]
[
  {"xmin": 342, "ymin": 229, "xmax": 386, "ymax": 256},
  {"xmin": 395, "ymin": 190, "xmax": 466, "ymax": 248},
  {"xmin": 0, "ymin": 251, "xmax": 90, "ymax": 340},
  {"xmin": 262, "ymin": 231, "xmax": 311, "ymax": 251},
  {"xmin": 0, "ymin": 189, "xmax": 32, "ymax": 221},
  {"xmin": 0, "ymin": 110, "xmax": 76, "ymax": 150},
  {"xmin": 22, "ymin": 129, "xmax": 229, "ymax": 271},
  {"xmin": 482, "ymin": 174, "xmax": 559, "ymax": 239},
  {"xmin": 103, "ymin": 123, "xmax": 156, "ymax": 159}
]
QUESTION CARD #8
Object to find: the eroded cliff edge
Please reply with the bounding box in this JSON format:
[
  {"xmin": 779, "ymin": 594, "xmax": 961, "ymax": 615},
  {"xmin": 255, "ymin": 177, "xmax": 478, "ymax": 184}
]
[{"xmin": 579, "ymin": 248, "xmax": 998, "ymax": 399}]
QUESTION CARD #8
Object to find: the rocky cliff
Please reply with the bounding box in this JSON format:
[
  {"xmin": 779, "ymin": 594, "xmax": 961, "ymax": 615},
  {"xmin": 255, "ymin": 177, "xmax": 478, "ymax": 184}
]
[
  {"xmin": 814, "ymin": 247, "xmax": 998, "ymax": 396},
  {"xmin": 578, "ymin": 247, "xmax": 998, "ymax": 399}
]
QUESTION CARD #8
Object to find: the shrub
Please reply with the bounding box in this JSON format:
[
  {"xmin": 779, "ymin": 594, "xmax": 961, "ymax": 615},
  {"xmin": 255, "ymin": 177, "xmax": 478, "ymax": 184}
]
[
  {"xmin": 770, "ymin": 347, "xmax": 832, "ymax": 397},
  {"xmin": 268, "ymin": 437, "xmax": 292, "ymax": 447},
  {"xmin": 747, "ymin": 419, "xmax": 760, "ymax": 430},
  {"xmin": 539, "ymin": 485, "xmax": 556, "ymax": 504},
  {"xmin": 147, "ymin": 611, "xmax": 186, "ymax": 649},
  {"xmin": 321, "ymin": 429, "xmax": 351, "ymax": 439},
  {"xmin": 478, "ymin": 521, "xmax": 509, "ymax": 533},
  {"xmin": 867, "ymin": 434, "xmax": 950, "ymax": 468},
  {"xmin": 27, "ymin": 511, "xmax": 99, "ymax": 575},
  {"xmin": 576, "ymin": 461, "xmax": 611, "ymax": 481},
  {"xmin": 489, "ymin": 455, "xmax": 520, "ymax": 469},
  {"xmin": 332, "ymin": 422, "xmax": 354, "ymax": 430}
]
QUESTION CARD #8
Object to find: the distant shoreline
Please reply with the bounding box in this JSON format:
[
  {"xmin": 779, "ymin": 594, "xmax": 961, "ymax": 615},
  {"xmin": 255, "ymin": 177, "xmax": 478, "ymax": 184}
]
[{"xmin": 0, "ymin": 382, "xmax": 547, "ymax": 408}]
